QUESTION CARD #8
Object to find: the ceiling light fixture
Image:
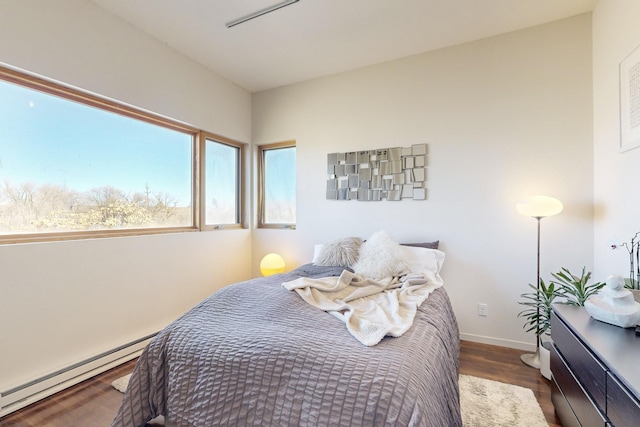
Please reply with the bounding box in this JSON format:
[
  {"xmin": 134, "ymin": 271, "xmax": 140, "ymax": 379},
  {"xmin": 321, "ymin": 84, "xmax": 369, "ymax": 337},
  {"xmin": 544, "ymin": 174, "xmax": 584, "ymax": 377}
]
[{"xmin": 226, "ymin": 0, "xmax": 300, "ymax": 28}]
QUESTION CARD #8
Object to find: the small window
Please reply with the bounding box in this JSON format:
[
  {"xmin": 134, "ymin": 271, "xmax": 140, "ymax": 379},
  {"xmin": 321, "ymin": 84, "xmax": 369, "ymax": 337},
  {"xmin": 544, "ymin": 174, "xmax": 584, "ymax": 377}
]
[
  {"xmin": 203, "ymin": 135, "xmax": 244, "ymax": 228},
  {"xmin": 258, "ymin": 142, "xmax": 296, "ymax": 228},
  {"xmin": 0, "ymin": 66, "xmax": 198, "ymax": 243}
]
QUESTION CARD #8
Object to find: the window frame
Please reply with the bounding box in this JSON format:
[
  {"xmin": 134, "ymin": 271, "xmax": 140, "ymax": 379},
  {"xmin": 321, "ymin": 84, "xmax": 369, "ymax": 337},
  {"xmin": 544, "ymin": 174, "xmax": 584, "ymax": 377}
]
[
  {"xmin": 200, "ymin": 132, "xmax": 246, "ymax": 230},
  {"xmin": 0, "ymin": 65, "xmax": 247, "ymax": 244},
  {"xmin": 257, "ymin": 141, "xmax": 296, "ymax": 230}
]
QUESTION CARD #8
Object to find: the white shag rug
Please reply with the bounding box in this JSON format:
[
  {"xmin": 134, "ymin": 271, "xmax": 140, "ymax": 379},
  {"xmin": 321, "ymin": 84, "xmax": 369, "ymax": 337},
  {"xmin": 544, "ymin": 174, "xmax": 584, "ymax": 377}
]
[
  {"xmin": 459, "ymin": 374, "xmax": 548, "ymax": 427},
  {"xmin": 113, "ymin": 373, "xmax": 547, "ymax": 427},
  {"xmin": 111, "ymin": 373, "xmax": 131, "ymax": 393}
]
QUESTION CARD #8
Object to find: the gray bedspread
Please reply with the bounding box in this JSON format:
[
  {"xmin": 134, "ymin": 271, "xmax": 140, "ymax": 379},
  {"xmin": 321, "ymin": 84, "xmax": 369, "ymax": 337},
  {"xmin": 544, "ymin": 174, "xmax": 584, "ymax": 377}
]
[{"xmin": 111, "ymin": 264, "xmax": 461, "ymax": 427}]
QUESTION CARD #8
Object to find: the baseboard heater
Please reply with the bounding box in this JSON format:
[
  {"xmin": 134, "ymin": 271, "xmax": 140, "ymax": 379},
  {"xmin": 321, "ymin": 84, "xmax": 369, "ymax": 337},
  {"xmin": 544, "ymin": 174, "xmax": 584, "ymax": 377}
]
[{"xmin": 0, "ymin": 332, "xmax": 157, "ymax": 418}]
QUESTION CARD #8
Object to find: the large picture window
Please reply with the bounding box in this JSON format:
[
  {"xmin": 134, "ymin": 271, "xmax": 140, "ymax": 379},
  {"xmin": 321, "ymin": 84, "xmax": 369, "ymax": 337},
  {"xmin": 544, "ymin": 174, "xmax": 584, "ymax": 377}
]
[
  {"xmin": 0, "ymin": 67, "xmax": 208, "ymax": 243},
  {"xmin": 258, "ymin": 142, "xmax": 296, "ymax": 228}
]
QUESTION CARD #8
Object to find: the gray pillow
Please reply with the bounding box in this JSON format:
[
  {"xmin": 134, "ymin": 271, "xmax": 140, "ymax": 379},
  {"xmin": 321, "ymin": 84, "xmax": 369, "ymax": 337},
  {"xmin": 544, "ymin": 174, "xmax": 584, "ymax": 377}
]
[
  {"xmin": 401, "ymin": 241, "xmax": 439, "ymax": 250},
  {"xmin": 314, "ymin": 237, "xmax": 363, "ymax": 267}
]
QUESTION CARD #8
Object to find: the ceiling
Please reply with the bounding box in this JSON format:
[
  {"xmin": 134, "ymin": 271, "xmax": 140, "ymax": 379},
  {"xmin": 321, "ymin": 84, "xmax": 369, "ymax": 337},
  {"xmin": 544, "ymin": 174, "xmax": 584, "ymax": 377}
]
[{"xmin": 88, "ymin": 0, "xmax": 598, "ymax": 93}]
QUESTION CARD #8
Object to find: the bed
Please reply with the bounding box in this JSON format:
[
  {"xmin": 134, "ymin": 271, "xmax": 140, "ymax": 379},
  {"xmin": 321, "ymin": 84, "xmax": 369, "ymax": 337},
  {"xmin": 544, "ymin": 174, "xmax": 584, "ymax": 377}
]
[{"xmin": 111, "ymin": 233, "xmax": 461, "ymax": 427}]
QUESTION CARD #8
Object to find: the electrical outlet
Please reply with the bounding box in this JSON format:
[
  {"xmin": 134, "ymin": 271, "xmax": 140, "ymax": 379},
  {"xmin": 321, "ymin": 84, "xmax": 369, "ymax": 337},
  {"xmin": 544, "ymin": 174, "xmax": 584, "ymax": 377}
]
[{"xmin": 478, "ymin": 303, "xmax": 488, "ymax": 317}]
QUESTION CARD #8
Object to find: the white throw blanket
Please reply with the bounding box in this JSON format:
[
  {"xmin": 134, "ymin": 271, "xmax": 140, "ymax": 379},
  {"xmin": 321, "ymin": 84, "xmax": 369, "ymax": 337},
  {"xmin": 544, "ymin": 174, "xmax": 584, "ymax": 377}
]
[{"xmin": 282, "ymin": 270, "xmax": 443, "ymax": 346}]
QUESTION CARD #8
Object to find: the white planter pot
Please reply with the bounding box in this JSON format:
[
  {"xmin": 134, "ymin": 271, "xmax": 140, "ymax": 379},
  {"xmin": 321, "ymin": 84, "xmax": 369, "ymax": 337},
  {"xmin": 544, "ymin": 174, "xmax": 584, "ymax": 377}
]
[{"xmin": 540, "ymin": 341, "xmax": 552, "ymax": 380}]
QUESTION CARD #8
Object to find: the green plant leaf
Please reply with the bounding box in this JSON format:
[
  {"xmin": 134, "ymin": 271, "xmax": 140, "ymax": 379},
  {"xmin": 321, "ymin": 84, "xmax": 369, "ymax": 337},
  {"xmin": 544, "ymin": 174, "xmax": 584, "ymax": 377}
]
[
  {"xmin": 551, "ymin": 266, "xmax": 604, "ymax": 306},
  {"xmin": 517, "ymin": 278, "xmax": 558, "ymax": 337}
]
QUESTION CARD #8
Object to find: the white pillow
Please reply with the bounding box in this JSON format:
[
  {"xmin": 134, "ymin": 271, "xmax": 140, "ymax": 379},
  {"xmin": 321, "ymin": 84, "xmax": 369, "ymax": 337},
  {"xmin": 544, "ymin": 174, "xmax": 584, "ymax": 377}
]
[
  {"xmin": 401, "ymin": 245, "xmax": 445, "ymax": 275},
  {"xmin": 313, "ymin": 237, "xmax": 363, "ymax": 267},
  {"xmin": 352, "ymin": 230, "xmax": 408, "ymax": 279},
  {"xmin": 312, "ymin": 244, "xmax": 324, "ymax": 263}
]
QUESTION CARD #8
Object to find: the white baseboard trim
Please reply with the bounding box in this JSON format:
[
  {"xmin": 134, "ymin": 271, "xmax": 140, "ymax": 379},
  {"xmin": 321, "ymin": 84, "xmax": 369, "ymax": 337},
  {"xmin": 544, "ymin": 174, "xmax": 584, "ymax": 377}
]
[{"xmin": 460, "ymin": 332, "xmax": 536, "ymax": 352}]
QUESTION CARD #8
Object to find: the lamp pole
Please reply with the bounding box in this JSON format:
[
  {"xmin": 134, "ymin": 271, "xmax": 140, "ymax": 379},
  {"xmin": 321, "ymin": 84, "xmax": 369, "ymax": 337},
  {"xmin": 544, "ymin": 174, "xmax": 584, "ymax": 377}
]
[{"xmin": 521, "ymin": 216, "xmax": 542, "ymax": 368}]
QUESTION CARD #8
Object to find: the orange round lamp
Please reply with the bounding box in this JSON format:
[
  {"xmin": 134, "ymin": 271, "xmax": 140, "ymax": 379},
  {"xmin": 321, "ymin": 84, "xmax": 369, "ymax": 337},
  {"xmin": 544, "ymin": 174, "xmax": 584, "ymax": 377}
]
[{"xmin": 260, "ymin": 253, "xmax": 285, "ymax": 276}]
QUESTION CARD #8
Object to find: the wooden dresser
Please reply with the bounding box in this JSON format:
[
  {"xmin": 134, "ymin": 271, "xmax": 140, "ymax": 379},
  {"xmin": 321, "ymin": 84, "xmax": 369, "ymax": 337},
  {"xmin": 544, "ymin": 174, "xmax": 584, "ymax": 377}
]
[{"xmin": 550, "ymin": 304, "xmax": 640, "ymax": 427}]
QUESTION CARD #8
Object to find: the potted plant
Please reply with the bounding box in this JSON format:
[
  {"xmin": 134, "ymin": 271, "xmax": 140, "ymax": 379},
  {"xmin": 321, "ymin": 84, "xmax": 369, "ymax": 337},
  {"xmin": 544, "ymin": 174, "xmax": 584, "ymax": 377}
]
[
  {"xmin": 610, "ymin": 231, "xmax": 640, "ymax": 289},
  {"xmin": 518, "ymin": 279, "xmax": 558, "ymax": 379},
  {"xmin": 518, "ymin": 267, "xmax": 604, "ymax": 379}
]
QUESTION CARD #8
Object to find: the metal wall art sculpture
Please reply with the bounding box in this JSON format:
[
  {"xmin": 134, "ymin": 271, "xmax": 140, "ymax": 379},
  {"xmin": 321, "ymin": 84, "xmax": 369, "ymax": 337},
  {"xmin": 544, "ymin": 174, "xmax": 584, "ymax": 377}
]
[{"xmin": 326, "ymin": 144, "xmax": 428, "ymax": 201}]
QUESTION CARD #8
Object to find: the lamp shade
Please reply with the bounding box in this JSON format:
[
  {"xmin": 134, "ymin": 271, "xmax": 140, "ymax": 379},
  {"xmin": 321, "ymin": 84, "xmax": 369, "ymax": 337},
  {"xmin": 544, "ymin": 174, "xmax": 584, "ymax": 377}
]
[
  {"xmin": 516, "ymin": 195, "xmax": 563, "ymax": 218},
  {"xmin": 260, "ymin": 253, "xmax": 285, "ymax": 276}
]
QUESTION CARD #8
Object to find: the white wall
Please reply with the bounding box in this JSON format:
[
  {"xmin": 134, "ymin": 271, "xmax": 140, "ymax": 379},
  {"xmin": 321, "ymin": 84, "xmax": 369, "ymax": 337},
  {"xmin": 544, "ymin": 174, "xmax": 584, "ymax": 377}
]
[
  {"xmin": 593, "ymin": 1, "xmax": 640, "ymax": 281},
  {"xmin": 252, "ymin": 14, "xmax": 594, "ymax": 349},
  {"xmin": 0, "ymin": 0, "xmax": 252, "ymax": 391}
]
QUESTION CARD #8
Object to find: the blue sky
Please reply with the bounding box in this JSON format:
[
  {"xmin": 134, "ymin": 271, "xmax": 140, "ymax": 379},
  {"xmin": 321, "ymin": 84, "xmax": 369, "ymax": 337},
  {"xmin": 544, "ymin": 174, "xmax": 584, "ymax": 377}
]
[
  {"xmin": 265, "ymin": 147, "xmax": 296, "ymax": 201},
  {"xmin": 0, "ymin": 79, "xmax": 193, "ymax": 205}
]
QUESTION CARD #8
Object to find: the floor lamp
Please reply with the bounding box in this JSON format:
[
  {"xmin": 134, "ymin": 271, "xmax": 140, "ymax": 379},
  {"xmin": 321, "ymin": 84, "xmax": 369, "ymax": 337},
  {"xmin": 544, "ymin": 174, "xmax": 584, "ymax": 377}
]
[{"xmin": 516, "ymin": 195, "xmax": 563, "ymax": 369}]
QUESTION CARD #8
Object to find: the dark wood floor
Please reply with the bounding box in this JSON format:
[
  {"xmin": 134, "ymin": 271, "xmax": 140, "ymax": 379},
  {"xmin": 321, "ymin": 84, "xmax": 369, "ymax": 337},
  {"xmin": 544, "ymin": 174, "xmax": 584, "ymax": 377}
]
[
  {"xmin": 1, "ymin": 340, "xmax": 561, "ymax": 426},
  {"xmin": 460, "ymin": 340, "xmax": 561, "ymax": 426}
]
